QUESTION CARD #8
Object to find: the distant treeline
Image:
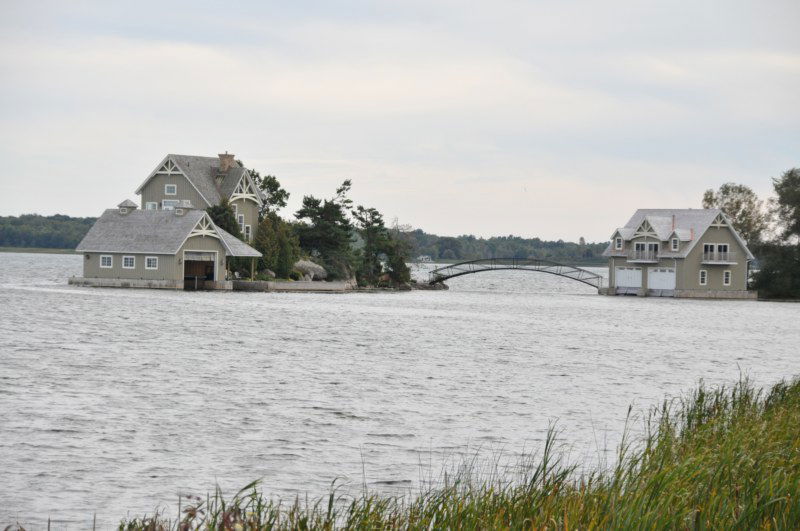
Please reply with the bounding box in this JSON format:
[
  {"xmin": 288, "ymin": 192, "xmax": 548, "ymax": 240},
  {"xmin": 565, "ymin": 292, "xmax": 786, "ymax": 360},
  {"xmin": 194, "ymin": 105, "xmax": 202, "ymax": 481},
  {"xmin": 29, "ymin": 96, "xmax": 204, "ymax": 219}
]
[
  {"xmin": 0, "ymin": 213, "xmax": 606, "ymax": 263},
  {"xmin": 403, "ymin": 230, "xmax": 606, "ymax": 263},
  {"xmin": 0, "ymin": 214, "xmax": 96, "ymax": 249}
]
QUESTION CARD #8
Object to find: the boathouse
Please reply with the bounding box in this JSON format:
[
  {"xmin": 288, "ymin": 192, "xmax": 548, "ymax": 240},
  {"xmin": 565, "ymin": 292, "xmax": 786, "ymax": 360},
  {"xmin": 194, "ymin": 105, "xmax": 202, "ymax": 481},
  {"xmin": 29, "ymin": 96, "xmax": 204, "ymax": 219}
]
[
  {"xmin": 602, "ymin": 208, "xmax": 755, "ymax": 298},
  {"xmin": 70, "ymin": 200, "xmax": 260, "ymax": 290}
]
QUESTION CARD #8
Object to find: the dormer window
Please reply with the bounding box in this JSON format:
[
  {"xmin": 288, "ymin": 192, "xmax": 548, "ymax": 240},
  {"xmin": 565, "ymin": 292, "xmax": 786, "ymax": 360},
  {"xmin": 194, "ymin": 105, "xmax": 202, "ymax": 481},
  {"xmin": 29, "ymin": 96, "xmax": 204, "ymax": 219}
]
[
  {"xmin": 165, "ymin": 184, "xmax": 177, "ymax": 195},
  {"xmin": 175, "ymin": 208, "xmax": 184, "ymax": 216},
  {"xmin": 614, "ymin": 237, "xmax": 622, "ymax": 250},
  {"xmin": 671, "ymin": 238, "xmax": 679, "ymax": 251},
  {"xmin": 119, "ymin": 207, "xmax": 128, "ymax": 214}
]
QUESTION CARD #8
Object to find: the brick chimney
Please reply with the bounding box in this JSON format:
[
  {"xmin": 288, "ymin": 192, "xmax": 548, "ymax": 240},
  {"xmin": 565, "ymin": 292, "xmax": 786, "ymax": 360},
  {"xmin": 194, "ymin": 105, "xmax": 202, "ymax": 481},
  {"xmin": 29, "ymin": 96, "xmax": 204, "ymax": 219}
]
[{"xmin": 218, "ymin": 152, "xmax": 235, "ymax": 172}]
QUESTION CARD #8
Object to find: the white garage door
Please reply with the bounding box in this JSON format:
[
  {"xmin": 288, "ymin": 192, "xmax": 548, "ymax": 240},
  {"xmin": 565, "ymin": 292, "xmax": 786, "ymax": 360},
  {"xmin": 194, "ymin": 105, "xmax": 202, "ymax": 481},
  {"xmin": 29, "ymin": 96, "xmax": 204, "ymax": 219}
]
[
  {"xmin": 648, "ymin": 267, "xmax": 676, "ymax": 290},
  {"xmin": 615, "ymin": 267, "xmax": 642, "ymax": 288}
]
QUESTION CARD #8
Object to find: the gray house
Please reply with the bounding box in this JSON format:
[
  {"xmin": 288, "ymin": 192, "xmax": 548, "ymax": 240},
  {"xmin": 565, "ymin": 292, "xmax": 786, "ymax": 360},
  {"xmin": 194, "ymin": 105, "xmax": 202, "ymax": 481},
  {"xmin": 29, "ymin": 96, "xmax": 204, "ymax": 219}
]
[
  {"xmin": 135, "ymin": 153, "xmax": 264, "ymax": 242},
  {"xmin": 602, "ymin": 208, "xmax": 755, "ymax": 298},
  {"xmin": 71, "ymin": 201, "xmax": 260, "ymax": 290}
]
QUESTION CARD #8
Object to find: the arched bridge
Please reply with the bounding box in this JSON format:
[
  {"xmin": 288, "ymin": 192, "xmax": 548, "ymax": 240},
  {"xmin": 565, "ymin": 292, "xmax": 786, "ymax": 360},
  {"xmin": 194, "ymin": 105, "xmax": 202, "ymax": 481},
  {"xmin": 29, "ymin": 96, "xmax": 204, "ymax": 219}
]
[{"xmin": 428, "ymin": 258, "xmax": 604, "ymax": 289}]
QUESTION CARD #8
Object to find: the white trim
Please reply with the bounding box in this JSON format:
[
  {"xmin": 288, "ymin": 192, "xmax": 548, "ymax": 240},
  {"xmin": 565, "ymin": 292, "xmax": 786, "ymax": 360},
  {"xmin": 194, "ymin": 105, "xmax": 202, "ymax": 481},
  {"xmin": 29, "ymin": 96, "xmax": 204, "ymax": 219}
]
[
  {"xmin": 119, "ymin": 207, "xmax": 128, "ymax": 214},
  {"xmin": 164, "ymin": 183, "xmax": 177, "ymax": 195},
  {"xmin": 671, "ymin": 238, "xmax": 679, "ymax": 251},
  {"xmin": 100, "ymin": 255, "xmax": 113, "ymax": 268},
  {"xmin": 145, "ymin": 202, "xmax": 158, "ymax": 210},
  {"xmin": 699, "ymin": 269, "xmax": 708, "ymax": 286},
  {"xmin": 145, "ymin": 256, "xmax": 159, "ymax": 270},
  {"xmin": 614, "ymin": 237, "xmax": 622, "ymax": 250},
  {"xmin": 229, "ymin": 171, "xmax": 263, "ymax": 206},
  {"xmin": 244, "ymin": 224, "xmax": 251, "ymax": 241},
  {"xmin": 723, "ymin": 269, "xmax": 731, "ymax": 286},
  {"xmin": 122, "ymin": 255, "xmax": 135, "ymax": 269},
  {"xmin": 162, "ymin": 199, "xmax": 180, "ymax": 210}
]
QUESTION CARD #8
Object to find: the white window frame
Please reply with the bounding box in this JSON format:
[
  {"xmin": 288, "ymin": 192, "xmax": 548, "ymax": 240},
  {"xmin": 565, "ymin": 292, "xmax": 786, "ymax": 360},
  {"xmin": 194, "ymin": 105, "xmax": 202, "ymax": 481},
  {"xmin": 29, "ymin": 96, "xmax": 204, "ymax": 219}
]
[
  {"xmin": 119, "ymin": 207, "xmax": 128, "ymax": 214},
  {"xmin": 699, "ymin": 269, "xmax": 708, "ymax": 286},
  {"xmin": 232, "ymin": 203, "xmax": 238, "ymax": 216},
  {"xmin": 100, "ymin": 255, "xmax": 113, "ymax": 268},
  {"xmin": 614, "ymin": 237, "xmax": 622, "ymax": 250},
  {"xmin": 164, "ymin": 184, "xmax": 177, "ymax": 196},
  {"xmin": 244, "ymin": 225, "xmax": 251, "ymax": 240},
  {"xmin": 237, "ymin": 214, "xmax": 245, "ymax": 232},
  {"xmin": 145, "ymin": 256, "xmax": 159, "ymax": 270},
  {"xmin": 122, "ymin": 255, "xmax": 135, "ymax": 269},
  {"xmin": 671, "ymin": 238, "xmax": 679, "ymax": 251},
  {"xmin": 145, "ymin": 202, "xmax": 158, "ymax": 210},
  {"xmin": 162, "ymin": 199, "xmax": 180, "ymax": 210},
  {"xmin": 723, "ymin": 270, "xmax": 731, "ymax": 286}
]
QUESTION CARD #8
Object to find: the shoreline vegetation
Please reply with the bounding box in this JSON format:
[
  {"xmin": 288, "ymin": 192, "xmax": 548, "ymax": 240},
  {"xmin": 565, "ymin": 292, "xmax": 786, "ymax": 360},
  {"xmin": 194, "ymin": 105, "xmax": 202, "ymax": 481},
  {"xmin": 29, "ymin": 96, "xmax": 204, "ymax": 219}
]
[{"xmin": 113, "ymin": 377, "xmax": 800, "ymax": 530}]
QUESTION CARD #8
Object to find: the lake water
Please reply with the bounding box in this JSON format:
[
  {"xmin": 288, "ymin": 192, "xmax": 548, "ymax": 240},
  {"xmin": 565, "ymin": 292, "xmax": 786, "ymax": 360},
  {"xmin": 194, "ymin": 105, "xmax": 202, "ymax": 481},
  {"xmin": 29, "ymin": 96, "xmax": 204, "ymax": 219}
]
[{"xmin": 1, "ymin": 252, "xmax": 798, "ymax": 528}]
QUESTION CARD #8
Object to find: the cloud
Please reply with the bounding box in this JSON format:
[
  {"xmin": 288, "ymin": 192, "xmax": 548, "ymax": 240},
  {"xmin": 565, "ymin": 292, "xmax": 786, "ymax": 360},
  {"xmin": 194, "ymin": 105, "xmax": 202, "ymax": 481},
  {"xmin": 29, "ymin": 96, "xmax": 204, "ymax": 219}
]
[{"xmin": 0, "ymin": 1, "xmax": 798, "ymax": 240}]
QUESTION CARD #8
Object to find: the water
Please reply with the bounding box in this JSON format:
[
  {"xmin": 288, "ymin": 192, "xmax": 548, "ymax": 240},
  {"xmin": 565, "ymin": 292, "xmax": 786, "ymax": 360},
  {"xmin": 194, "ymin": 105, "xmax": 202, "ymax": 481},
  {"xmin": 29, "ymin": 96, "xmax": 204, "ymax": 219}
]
[{"xmin": 1, "ymin": 252, "xmax": 798, "ymax": 528}]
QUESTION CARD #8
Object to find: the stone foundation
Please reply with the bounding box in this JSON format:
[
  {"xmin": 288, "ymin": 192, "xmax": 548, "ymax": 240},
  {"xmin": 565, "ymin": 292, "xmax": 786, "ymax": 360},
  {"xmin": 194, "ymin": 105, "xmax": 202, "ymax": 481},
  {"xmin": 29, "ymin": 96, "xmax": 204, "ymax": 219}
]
[
  {"xmin": 601, "ymin": 286, "xmax": 757, "ymax": 300},
  {"xmin": 68, "ymin": 277, "xmax": 183, "ymax": 289},
  {"xmin": 232, "ymin": 280, "xmax": 355, "ymax": 292}
]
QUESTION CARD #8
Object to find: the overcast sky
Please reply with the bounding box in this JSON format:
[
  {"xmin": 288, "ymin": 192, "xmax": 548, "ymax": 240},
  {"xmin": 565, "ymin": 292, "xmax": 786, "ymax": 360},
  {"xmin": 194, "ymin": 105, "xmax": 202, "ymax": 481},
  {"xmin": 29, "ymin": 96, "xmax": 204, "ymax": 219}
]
[{"xmin": 1, "ymin": 1, "xmax": 798, "ymax": 241}]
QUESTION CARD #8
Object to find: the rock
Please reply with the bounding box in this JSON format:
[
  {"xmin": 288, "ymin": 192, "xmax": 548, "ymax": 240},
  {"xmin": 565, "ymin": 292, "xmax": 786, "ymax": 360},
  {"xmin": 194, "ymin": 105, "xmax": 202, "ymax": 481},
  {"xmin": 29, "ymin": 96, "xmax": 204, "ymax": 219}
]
[
  {"xmin": 303, "ymin": 273, "xmax": 312, "ymax": 282},
  {"xmin": 264, "ymin": 269, "xmax": 276, "ymax": 279},
  {"xmin": 294, "ymin": 260, "xmax": 328, "ymax": 280}
]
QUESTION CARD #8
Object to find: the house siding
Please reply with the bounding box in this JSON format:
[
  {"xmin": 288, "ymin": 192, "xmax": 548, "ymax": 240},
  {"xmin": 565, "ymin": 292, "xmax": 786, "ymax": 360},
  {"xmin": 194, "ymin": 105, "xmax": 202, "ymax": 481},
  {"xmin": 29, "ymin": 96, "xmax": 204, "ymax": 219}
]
[
  {"xmin": 83, "ymin": 252, "xmax": 178, "ymax": 281},
  {"xmin": 682, "ymin": 226, "xmax": 748, "ymax": 291},
  {"xmin": 140, "ymin": 173, "xmax": 210, "ymax": 210},
  {"xmin": 230, "ymin": 199, "xmax": 259, "ymax": 241}
]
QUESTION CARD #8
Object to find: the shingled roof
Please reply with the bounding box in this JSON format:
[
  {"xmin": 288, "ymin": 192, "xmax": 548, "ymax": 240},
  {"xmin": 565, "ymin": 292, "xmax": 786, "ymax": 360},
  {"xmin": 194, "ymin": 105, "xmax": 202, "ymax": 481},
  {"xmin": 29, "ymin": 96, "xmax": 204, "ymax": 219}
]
[
  {"xmin": 603, "ymin": 208, "xmax": 754, "ymax": 259},
  {"xmin": 76, "ymin": 209, "xmax": 261, "ymax": 257},
  {"xmin": 135, "ymin": 154, "xmax": 264, "ymax": 207}
]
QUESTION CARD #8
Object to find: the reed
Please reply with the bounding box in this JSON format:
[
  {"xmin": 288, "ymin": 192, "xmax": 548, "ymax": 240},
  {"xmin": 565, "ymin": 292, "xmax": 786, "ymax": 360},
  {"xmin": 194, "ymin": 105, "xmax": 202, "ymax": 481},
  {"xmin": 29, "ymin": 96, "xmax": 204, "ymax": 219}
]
[{"xmin": 119, "ymin": 376, "xmax": 800, "ymax": 530}]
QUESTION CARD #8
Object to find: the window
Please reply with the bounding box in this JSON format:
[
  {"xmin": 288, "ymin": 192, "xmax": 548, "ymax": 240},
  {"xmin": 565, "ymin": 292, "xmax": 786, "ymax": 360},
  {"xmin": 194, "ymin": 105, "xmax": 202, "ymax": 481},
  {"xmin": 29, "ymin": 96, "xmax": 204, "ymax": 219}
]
[
  {"xmin": 699, "ymin": 269, "xmax": 708, "ymax": 286},
  {"xmin": 145, "ymin": 256, "xmax": 158, "ymax": 270},
  {"xmin": 614, "ymin": 237, "xmax": 622, "ymax": 250},
  {"xmin": 717, "ymin": 244, "xmax": 729, "ymax": 253},
  {"xmin": 100, "ymin": 255, "xmax": 113, "ymax": 268},
  {"xmin": 119, "ymin": 207, "xmax": 128, "ymax": 214},
  {"xmin": 165, "ymin": 184, "xmax": 177, "ymax": 195},
  {"xmin": 145, "ymin": 202, "xmax": 157, "ymax": 210},
  {"xmin": 162, "ymin": 199, "xmax": 180, "ymax": 210},
  {"xmin": 723, "ymin": 270, "xmax": 731, "ymax": 286},
  {"xmin": 122, "ymin": 256, "xmax": 135, "ymax": 269},
  {"xmin": 237, "ymin": 214, "xmax": 245, "ymax": 232},
  {"xmin": 671, "ymin": 238, "xmax": 679, "ymax": 251},
  {"xmin": 232, "ymin": 203, "xmax": 238, "ymax": 216},
  {"xmin": 244, "ymin": 225, "xmax": 251, "ymax": 240}
]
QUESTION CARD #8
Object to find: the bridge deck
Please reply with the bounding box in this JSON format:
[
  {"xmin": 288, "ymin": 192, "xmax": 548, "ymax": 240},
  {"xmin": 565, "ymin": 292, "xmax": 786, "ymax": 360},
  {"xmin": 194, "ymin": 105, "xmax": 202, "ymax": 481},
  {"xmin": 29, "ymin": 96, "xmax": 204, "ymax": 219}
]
[{"xmin": 428, "ymin": 258, "xmax": 603, "ymax": 288}]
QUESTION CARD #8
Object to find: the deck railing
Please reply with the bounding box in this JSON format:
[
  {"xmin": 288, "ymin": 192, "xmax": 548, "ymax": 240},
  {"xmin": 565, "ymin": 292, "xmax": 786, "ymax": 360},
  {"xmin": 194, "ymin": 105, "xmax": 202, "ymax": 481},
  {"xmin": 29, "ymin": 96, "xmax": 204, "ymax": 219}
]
[
  {"xmin": 628, "ymin": 250, "xmax": 658, "ymax": 262},
  {"xmin": 702, "ymin": 251, "xmax": 737, "ymax": 263}
]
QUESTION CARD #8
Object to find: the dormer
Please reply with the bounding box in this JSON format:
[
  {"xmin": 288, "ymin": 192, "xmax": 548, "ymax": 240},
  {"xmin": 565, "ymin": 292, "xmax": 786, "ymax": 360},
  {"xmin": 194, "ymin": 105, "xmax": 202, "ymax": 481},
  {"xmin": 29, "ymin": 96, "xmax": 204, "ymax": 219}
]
[
  {"xmin": 174, "ymin": 199, "xmax": 194, "ymax": 217},
  {"xmin": 117, "ymin": 199, "xmax": 138, "ymax": 215}
]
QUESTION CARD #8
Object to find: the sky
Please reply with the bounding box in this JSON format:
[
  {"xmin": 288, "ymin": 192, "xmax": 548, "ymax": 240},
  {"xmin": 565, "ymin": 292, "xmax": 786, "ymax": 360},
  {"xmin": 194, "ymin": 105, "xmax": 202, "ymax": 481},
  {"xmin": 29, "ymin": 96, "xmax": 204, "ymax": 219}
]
[{"xmin": 0, "ymin": 0, "xmax": 798, "ymax": 242}]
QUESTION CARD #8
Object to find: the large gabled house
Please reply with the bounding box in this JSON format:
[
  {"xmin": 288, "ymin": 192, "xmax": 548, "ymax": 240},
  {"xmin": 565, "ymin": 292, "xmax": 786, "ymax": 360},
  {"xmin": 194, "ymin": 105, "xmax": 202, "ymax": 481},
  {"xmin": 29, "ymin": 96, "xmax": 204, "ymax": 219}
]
[
  {"xmin": 602, "ymin": 208, "xmax": 756, "ymax": 298},
  {"xmin": 135, "ymin": 153, "xmax": 264, "ymax": 242}
]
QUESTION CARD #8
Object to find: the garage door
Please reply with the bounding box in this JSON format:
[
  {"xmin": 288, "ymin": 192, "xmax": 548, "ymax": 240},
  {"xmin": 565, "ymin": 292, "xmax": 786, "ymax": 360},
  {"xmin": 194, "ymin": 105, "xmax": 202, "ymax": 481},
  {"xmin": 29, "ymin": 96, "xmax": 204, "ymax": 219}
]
[
  {"xmin": 648, "ymin": 267, "xmax": 676, "ymax": 290},
  {"xmin": 615, "ymin": 267, "xmax": 642, "ymax": 288}
]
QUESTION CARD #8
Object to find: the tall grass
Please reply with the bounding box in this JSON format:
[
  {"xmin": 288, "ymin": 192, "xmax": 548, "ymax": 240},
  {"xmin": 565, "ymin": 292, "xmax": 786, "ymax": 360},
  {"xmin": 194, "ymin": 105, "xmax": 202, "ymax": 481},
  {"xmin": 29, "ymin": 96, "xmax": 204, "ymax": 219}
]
[{"xmin": 120, "ymin": 377, "xmax": 800, "ymax": 529}]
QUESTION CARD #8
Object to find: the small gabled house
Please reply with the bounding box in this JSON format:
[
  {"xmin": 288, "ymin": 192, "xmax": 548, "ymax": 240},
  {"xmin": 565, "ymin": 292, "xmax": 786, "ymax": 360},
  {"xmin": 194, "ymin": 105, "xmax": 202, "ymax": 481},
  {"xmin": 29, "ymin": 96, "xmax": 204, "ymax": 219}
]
[
  {"xmin": 135, "ymin": 153, "xmax": 264, "ymax": 242},
  {"xmin": 71, "ymin": 200, "xmax": 260, "ymax": 290},
  {"xmin": 602, "ymin": 209, "xmax": 755, "ymax": 298}
]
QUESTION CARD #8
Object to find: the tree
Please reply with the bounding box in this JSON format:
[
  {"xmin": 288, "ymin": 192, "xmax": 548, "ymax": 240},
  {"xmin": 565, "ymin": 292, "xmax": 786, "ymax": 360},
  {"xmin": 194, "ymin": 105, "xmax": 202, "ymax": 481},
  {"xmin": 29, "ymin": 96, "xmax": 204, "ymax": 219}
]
[
  {"xmin": 772, "ymin": 168, "xmax": 800, "ymax": 242},
  {"xmin": 274, "ymin": 221, "xmax": 301, "ymax": 278},
  {"xmin": 352, "ymin": 205, "xmax": 389, "ymax": 286},
  {"xmin": 206, "ymin": 198, "xmax": 242, "ymax": 239},
  {"xmin": 235, "ymin": 160, "xmax": 290, "ymax": 217},
  {"xmin": 702, "ymin": 183, "xmax": 771, "ymax": 244},
  {"xmin": 294, "ymin": 180, "xmax": 355, "ymax": 279},
  {"xmin": 253, "ymin": 215, "xmax": 279, "ymax": 273}
]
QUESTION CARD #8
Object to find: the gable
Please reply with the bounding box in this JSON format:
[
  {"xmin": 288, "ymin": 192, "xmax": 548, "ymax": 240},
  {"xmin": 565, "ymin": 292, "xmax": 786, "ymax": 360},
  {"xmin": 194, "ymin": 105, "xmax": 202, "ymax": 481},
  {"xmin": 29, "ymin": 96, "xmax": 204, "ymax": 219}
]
[
  {"xmin": 134, "ymin": 155, "xmax": 214, "ymax": 207},
  {"xmin": 229, "ymin": 171, "xmax": 263, "ymax": 206},
  {"xmin": 634, "ymin": 219, "xmax": 658, "ymax": 237}
]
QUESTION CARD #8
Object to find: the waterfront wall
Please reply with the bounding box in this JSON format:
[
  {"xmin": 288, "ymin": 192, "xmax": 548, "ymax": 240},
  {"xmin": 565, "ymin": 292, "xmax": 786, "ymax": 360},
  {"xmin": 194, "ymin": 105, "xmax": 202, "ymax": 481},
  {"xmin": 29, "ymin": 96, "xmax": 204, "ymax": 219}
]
[{"xmin": 232, "ymin": 280, "xmax": 355, "ymax": 292}]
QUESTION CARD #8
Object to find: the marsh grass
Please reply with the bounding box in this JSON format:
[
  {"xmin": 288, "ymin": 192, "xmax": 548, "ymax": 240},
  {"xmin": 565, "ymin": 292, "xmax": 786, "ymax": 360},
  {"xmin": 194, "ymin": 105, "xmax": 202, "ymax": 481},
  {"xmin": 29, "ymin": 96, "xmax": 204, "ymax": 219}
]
[{"xmin": 119, "ymin": 377, "xmax": 800, "ymax": 529}]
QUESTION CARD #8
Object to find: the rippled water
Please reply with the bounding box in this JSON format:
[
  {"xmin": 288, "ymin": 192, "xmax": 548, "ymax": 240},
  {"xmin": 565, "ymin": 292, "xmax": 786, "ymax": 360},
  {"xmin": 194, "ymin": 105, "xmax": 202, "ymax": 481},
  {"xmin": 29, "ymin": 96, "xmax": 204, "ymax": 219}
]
[{"xmin": 1, "ymin": 252, "xmax": 798, "ymax": 528}]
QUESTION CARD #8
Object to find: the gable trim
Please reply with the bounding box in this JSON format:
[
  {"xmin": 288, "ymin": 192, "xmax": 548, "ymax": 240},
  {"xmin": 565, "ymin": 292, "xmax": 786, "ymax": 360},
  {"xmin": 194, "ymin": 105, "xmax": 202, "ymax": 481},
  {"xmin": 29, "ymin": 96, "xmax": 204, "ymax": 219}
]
[
  {"xmin": 175, "ymin": 213, "xmax": 227, "ymax": 254},
  {"xmin": 134, "ymin": 155, "xmax": 214, "ymax": 207},
  {"xmin": 229, "ymin": 170, "xmax": 263, "ymax": 206}
]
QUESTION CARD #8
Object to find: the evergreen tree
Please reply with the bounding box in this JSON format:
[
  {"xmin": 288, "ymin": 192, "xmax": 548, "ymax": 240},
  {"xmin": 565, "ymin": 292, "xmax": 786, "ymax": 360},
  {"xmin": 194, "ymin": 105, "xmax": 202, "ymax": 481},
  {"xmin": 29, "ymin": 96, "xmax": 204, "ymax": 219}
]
[
  {"xmin": 206, "ymin": 198, "xmax": 242, "ymax": 239},
  {"xmin": 253, "ymin": 215, "xmax": 279, "ymax": 273}
]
